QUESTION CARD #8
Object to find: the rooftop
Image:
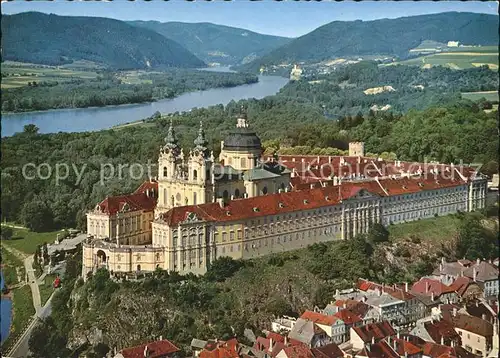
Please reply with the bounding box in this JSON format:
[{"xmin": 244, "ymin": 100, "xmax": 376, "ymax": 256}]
[{"xmin": 119, "ymin": 339, "xmax": 180, "ymax": 358}]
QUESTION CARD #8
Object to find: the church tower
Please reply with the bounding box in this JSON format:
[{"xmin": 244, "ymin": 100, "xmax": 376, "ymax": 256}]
[
  {"xmin": 156, "ymin": 119, "xmax": 183, "ymax": 214},
  {"xmin": 186, "ymin": 121, "xmax": 215, "ymax": 205},
  {"xmin": 219, "ymin": 108, "xmax": 263, "ymax": 171}
]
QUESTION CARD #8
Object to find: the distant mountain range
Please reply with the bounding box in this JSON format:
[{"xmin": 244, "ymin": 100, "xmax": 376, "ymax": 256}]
[
  {"xmin": 128, "ymin": 21, "xmax": 292, "ymax": 66},
  {"xmin": 2, "ymin": 11, "xmax": 497, "ymax": 72},
  {"xmin": 1, "ymin": 12, "xmax": 205, "ymax": 69},
  {"xmin": 237, "ymin": 12, "xmax": 499, "ymax": 72}
]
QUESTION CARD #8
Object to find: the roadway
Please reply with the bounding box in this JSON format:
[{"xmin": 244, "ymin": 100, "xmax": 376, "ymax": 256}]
[{"xmin": 2, "ymin": 245, "xmax": 54, "ymax": 358}]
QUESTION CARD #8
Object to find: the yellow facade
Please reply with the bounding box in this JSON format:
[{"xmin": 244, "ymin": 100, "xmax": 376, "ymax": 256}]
[{"xmin": 82, "ymin": 120, "xmax": 488, "ymax": 280}]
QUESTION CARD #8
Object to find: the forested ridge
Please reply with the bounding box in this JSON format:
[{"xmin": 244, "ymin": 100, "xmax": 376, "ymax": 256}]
[
  {"xmin": 238, "ymin": 12, "xmax": 499, "ymax": 72},
  {"xmin": 1, "ymin": 70, "xmax": 258, "ymax": 113},
  {"xmin": 1, "ymin": 12, "xmax": 205, "ymax": 69},
  {"xmin": 128, "ymin": 21, "xmax": 292, "ymax": 66},
  {"xmin": 277, "ymin": 62, "xmax": 498, "ymax": 117}
]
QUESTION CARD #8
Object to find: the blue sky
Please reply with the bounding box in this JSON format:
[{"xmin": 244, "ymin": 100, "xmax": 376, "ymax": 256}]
[{"xmin": 2, "ymin": 0, "xmax": 498, "ymax": 37}]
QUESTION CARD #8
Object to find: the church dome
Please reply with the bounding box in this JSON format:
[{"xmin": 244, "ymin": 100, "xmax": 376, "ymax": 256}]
[
  {"xmin": 223, "ymin": 112, "xmax": 262, "ymax": 151},
  {"xmin": 223, "ymin": 126, "xmax": 262, "ymax": 151}
]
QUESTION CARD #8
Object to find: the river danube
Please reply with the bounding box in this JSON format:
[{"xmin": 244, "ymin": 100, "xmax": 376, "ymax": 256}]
[{"xmin": 1, "ymin": 73, "xmax": 288, "ymax": 137}]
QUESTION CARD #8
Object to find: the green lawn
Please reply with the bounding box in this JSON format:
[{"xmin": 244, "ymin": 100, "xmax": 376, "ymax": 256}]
[
  {"xmin": 1, "ymin": 226, "xmax": 66, "ymax": 255},
  {"xmin": 388, "ymin": 214, "xmax": 461, "ymax": 243},
  {"xmin": 1, "ymin": 285, "xmax": 35, "ymax": 350},
  {"xmin": 39, "ymin": 274, "xmax": 57, "ymax": 306},
  {"xmin": 461, "ymin": 91, "xmax": 499, "ymax": 103},
  {"xmin": 0, "ymin": 247, "xmax": 24, "ymax": 286}
]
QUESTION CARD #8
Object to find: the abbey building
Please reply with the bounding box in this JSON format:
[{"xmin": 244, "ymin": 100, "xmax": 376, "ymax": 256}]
[{"xmin": 82, "ymin": 115, "xmax": 488, "ymax": 279}]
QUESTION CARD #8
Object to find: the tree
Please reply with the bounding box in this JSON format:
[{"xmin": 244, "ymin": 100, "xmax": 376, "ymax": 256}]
[
  {"xmin": 21, "ymin": 199, "xmax": 53, "ymax": 232},
  {"xmin": 367, "ymin": 223, "xmax": 390, "ymax": 244},
  {"xmin": 23, "ymin": 124, "xmax": 39, "ymax": 134},
  {"xmin": 455, "ymin": 214, "xmax": 498, "ymax": 260},
  {"xmin": 1, "ymin": 227, "xmax": 13, "ymax": 240},
  {"xmin": 205, "ymin": 257, "xmax": 244, "ymax": 282},
  {"xmin": 29, "ymin": 317, "xmax": 70, "ymax": 358}
]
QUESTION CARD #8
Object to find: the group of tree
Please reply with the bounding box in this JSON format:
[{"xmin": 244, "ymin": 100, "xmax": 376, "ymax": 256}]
[
  {"xmin": 2, "ymin": 90, "xmax": 498, "ymax": 232},
  {"xmin": 277, "ymin": 62, "xmax": 498, "ymax": 118}
]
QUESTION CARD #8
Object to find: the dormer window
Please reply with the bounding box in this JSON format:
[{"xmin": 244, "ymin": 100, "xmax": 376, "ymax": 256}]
[
  {"xmin": 226, "ymin": 211, "xmax": 231, "ymax": 216},
  {"xmin": 402, "ymin": 186, "xmax": 407, "ymax": 190},
  {"xmin": 95, "ymin": 205, "xmax": 101, "ymax": 212},
  {"xmin": 253, "ymin": 207, "xmax": 259, "ymax": 212},
  {"xmin": 279, "ymin": 202, "xmax": 285, "ymax": 208},
  {"xmin": 303, "ymin": 199, "xmax": 309, "ymax": 204},
  {"xmin": 325, "ymin": 196, "xmax": 330, "ymax": 201},
  {"xmin": 418, "ymin": 183, "xmax": 424, "ymax": 187}
]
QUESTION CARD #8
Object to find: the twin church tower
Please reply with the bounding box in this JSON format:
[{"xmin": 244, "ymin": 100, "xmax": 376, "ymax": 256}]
[{"xmin": 155, "ymin": 112, "xmax": 292, "ymax": 218}]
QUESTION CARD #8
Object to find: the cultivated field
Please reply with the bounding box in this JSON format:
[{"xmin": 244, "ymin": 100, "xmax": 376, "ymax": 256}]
[
  {"xmin": 1, "ymin": 61, "xmax": 100, "ymax": 89},
  {"xmin": 385, "ymin": 46, "xmax": 498, "ymax": 70}
]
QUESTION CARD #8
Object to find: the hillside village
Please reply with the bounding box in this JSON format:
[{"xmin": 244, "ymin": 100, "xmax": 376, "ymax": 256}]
[{"xmin": 111, "ymin": 257, "xmax": 499, "ymax": 358}]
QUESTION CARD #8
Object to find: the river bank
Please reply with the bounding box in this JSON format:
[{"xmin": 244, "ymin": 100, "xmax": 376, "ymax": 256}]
[{"xmin": 1, "ymin": 75, "xmax": 288, "ymax": 136}]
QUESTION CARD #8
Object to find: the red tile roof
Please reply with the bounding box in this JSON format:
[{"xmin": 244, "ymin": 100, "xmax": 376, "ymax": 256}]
[
  {"xmin": 119, "ymin": 339, "xmax": 180, "ymax": 358},
  {"xmin": 411, "ymin": 278, "xmax": 456, "ymax": 297},
  {"xmin": 357, "ymin": 340, "xmax": 399, "ymax": 358},
  {"xmin": 387, "ymin": 337, "xmax": 422, "ymax": 356},
  {"xmin": 300, "ymin": 311, "xmax": 339, "ymax": 326},
  {"xmin": 333, "ymin": 309, "xmax": 362, "ymax": 325},
  {"xmin": 311, "ymin": 343, "xmax": 344, "ymax": 358},
  {"xmin": 134, "ymin": 179, "xmax": 158, "ymax": 195},
  {"xmin": 357, "ymin": 279, "xmax": 415, "ymax": 301},
  {"xmin": 96, "ymin": 180, "xmax": 157, "ymax": 215},
  {"xmin": 199, "ymin": 339, "xmax": 239, "ymax": 358},
  {"xmin": 352, "ymin": 321, "xmax": 396, "ymax": 343},
  {"xmin": 421, "ymin": 342, "xmax": 455, "ymax": 358},
  {"xmin": 254, "ymin": 333, "xmax": 302, "ymax": 357},
  {"xmin": 423, "ymin": 319, "xmax": 461, "ymax": 345},
  {"xmin": 280, "ymin": 344, "xmax": 314, "ymax": 358},
  {"xmin": 448, "ymin": 277, "xmax": 473, "ymax": 297}
]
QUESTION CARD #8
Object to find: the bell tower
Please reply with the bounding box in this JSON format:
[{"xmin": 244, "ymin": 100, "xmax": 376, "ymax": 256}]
[
  {"xmin": 156, "ymin": 119, "xmax": 182, "ymax": 214},
  {"xmin": 186, "ymin": 121, "xmax": 215, "ymax": 205}
]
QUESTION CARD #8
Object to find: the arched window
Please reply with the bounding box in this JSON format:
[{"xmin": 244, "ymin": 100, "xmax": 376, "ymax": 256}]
[
  {"xmin": 193, "ymin": 169, "xmax": 198, "ymax": 180},
  {"xmin": 163, "ymin": 166, "xmax": 168, "ymax": 178},
  {"xmin": 240, "ymin": 158, "xmax": 246, "ymax": 168},
  {"xmin": 228, "ymin": 157, "xmax": 233, "ymax": 165},
  {"xmin": 185, "ymin": 197, "xmax": 188, "ymax": 205},
  {"xmin": 163, "ymin": 188, "xmax": 167, "ymax": 204},
  {"xmin": 262, "ymin": 186, "xmax": 268, "ymax": 195},
  {"xmin": 235, "ymin": 189, "xmax": 240, "ymax": 198},
  {"xmin": 280, "ymin": 183, "xmax": 285, "ymax": 191},
  {"xmin": 171, "ymin": 195, "xmax": 175, "ymax": 207},
  {"xmin": 223, "ymin": 190, "xmax": 229, "ymax": 199},
  {"xmin": 193, "ymin": 192, "xmax": 197, "ymax": 205}
]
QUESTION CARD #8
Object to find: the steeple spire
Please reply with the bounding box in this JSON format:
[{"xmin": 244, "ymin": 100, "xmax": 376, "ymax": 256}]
[
  {"xmin": 193, "ymin": 120, "xmax": 209, "ymax": 157},
  {"xmin": 162, "ymin": 118, "xmax": 180, "ymax": 154},
  {"xmin": 236, "ymin": 106, "xmax": 248, "ymax": 128}
]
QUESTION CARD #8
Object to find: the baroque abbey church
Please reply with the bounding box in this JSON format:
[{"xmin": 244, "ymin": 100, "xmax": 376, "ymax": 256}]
[{"xmin": 83, "ymin": 113, "xmax": 487, "ymax": 278}]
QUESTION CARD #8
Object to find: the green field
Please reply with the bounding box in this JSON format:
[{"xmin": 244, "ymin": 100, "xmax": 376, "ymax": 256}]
[
  {"xmin": 461, "ymin": 91, "xmax": 499, "ymax": 103},
  {"xmin": 1, "ymin": 62, "xmax": 99, "ymax": 89},
  {"xmin": 1, "ymin": 226, "xmax": 66, "ymax": 255},
  {"xmin": 386, "ymin": 46, "xmax": 498, "ymax": 70},
  {"xmin": 388, "ymin": 214, "xmax": 461, "ymax": 243},
  {"xmin": 1, "ymin": 285, "xmax": 35, "ymax": 350}
]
